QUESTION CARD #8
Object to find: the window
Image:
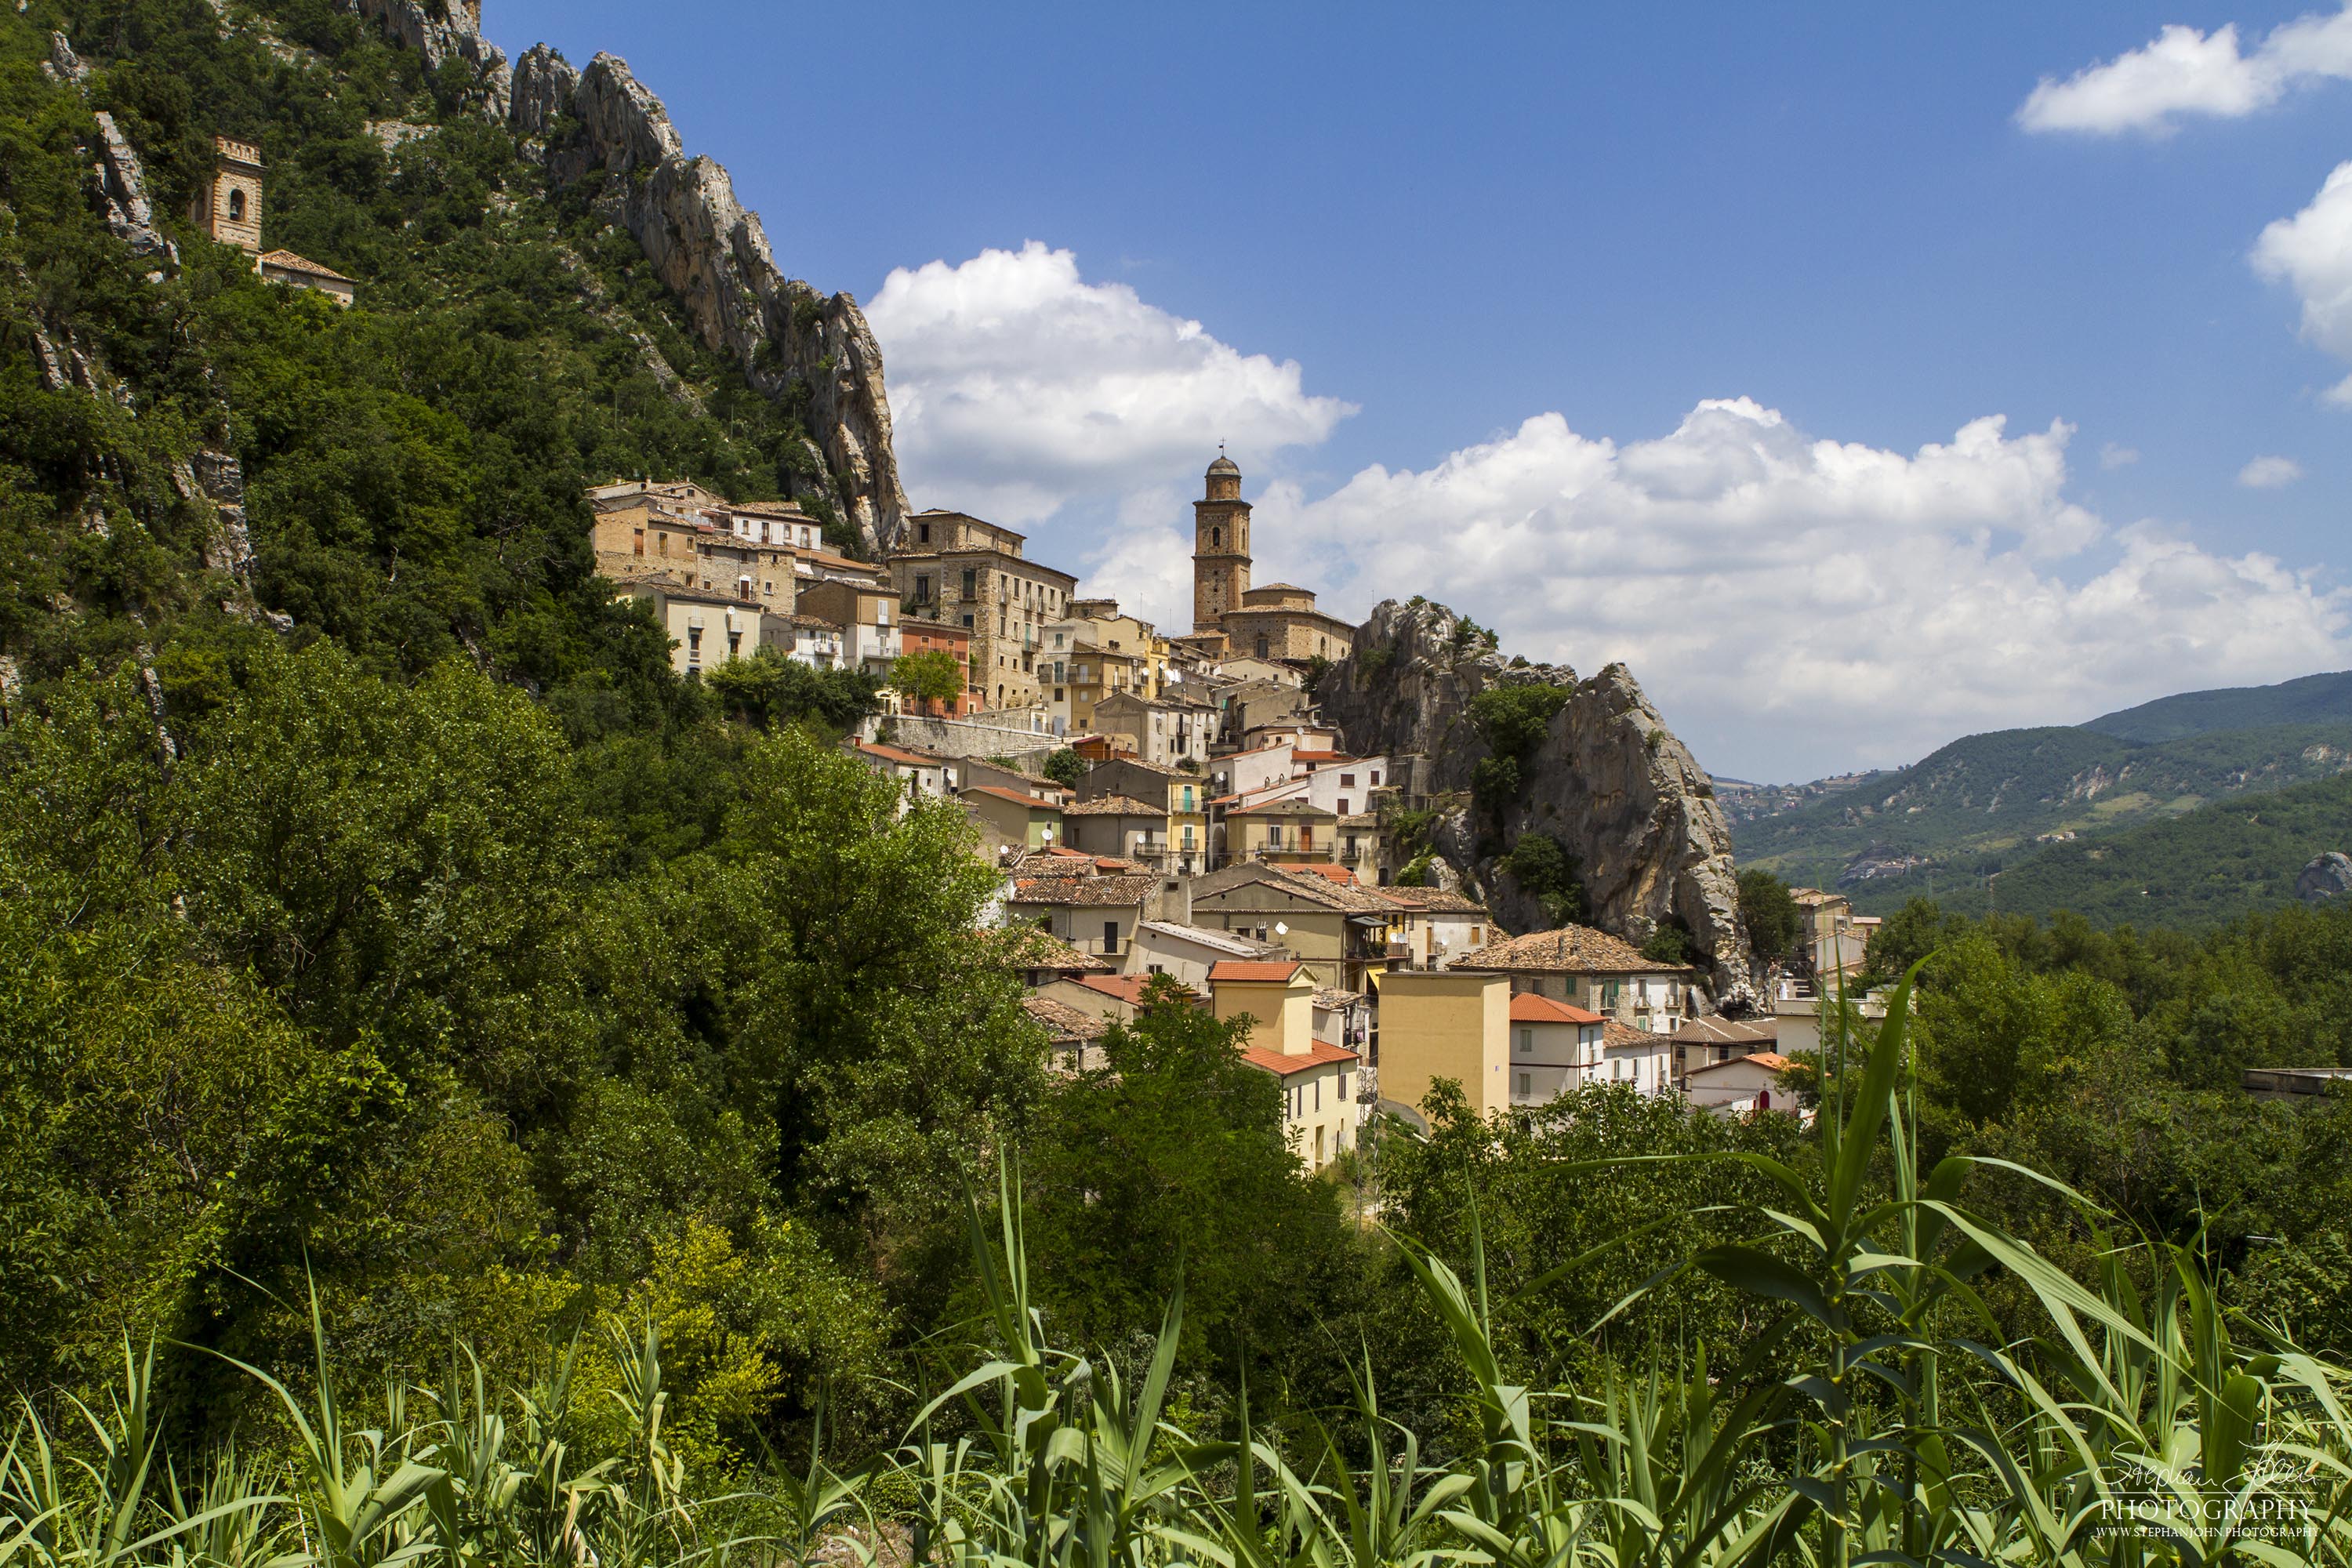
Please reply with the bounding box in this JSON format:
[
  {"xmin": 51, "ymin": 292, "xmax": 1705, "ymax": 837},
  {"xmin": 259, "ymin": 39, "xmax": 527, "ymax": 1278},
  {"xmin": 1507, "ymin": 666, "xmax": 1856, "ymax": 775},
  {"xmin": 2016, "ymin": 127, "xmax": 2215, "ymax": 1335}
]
[
  {"xmin": 727, "ymin": 630, "xmax": 742, "ymax": 656},
  {"xmin": 962, "ymin": 568, "xmax": 977, "ymax": 598},
  {"xmin": 1313, "ymin": 1077, "xmax": 1321, "ymax": 1111},
  {"xmin": 659, "ymin": 532, "xmax": 670, "ymax": 557},
  {"xmin": 1340, "ymin": 774, "xmax": 1356, "ymax": 789},
  {"xmin": 918, "ymin": 522, "xmax": 931, "ymax": 544},
  {"xmin": 1338, "ymin": 798, "xmax": 1350, "ymax": 816},
  {"xmin": 1371, "ymin": 771, "xmax": 1382, "ymax": 786},
  {"xmin": 1515, "ymin": 1029, "xmax": 1532, "ymax": 1054},
  {"xmin": 1516, "ymin": 1073, "xmax": 1531, "ymax": 1098},
  {"xmin": 227, "ymin": 187, "xmax": 246, "ymax": 222},
  {"xmin": 1102, "ymin": 920, "xmax": 1120, "ymax": 955},
  {"xmin": 1148, "ymin": 963, "xmax": 1163, "ymax": 975},
  {"xmin": 633, "ymin": 528, "xmax": 644, "ymax": 556},
  {"xmin": 915, "ymin": 574, "xmax": 933, "ymax": 602},
  {"xmin": 686, "ymin": 626, "xmax": 702, "ymax": 666},
  {"xmin": 1211, "ymin": 526, "xmax": 1222, "ymax": 547}
]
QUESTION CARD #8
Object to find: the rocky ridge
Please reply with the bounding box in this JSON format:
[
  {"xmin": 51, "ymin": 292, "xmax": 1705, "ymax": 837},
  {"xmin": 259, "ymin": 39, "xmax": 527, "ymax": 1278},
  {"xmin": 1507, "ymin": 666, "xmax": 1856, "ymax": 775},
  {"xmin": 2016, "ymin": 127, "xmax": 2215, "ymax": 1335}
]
[
  {"xmin": 1319, "ymin": 600, "xmax": 1752, "ymax": 998},
  {"xmin": 339, "ymin": 2, "xmax": 912, "ymax": 554}
]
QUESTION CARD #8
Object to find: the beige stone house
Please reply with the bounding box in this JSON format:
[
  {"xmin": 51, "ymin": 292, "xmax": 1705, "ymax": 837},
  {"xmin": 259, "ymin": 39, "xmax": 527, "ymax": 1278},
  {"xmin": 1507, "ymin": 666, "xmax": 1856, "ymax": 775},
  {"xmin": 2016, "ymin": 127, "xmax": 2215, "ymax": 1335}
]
[
  {"xmin": 891, "ymin": 510, "xmax": 1078, "ymax": 712},
  {"xmin": 1189, "ymin": 862, "xmax": 1399, "ymax": 993},
  {"xmin": 1207, "ymin": 960, "xmax": 1360, "ymax": 1171},
  {"xmin": 1080, "ymin": 758, "xmax": 1210, "ymax": 874}
]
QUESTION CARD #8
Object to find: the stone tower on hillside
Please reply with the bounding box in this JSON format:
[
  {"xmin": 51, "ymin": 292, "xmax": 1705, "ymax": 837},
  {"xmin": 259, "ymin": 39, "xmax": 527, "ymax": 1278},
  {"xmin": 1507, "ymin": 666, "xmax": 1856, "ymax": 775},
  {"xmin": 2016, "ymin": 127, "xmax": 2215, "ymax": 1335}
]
[
  {"xmin": 1192, "ymin": 451, "xmax": 1252, "ymax": 633},
  {"xmin": 190, "ymin": 136, "xmax": 263, "ymax": 255}
]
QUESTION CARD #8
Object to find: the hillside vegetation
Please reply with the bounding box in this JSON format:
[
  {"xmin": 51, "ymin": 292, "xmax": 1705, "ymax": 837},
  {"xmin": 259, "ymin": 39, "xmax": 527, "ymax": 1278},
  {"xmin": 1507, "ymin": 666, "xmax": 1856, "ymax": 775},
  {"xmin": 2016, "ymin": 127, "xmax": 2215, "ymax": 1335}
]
[
  {"xmin": 1843, "ymin": 768, "xmax": 2352, "ymax": 928},
  {"xmin": 2086, "ymin": 667, "xmax": 2352, "ymax": 742},
  {"xmin": 1733, "ymin": 717, "xmax": 2352, "ymax": 893}
]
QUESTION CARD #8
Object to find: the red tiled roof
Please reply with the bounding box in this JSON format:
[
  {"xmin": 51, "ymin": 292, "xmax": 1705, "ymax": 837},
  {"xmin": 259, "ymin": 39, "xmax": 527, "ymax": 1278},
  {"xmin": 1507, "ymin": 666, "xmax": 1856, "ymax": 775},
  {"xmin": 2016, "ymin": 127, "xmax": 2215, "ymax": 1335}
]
[
  {"xmin": 259, "ymin": 249, "xmax": 355, "ymax": 281},
  {"xmin": 1023, "ymin": 996, "xmax": 1108, "ymax": 1040},
  {"xmin": 1209, "ymin": 960, "xmax": 1305, "ymax": 985},
  {"xmin": 855, "ymin": 740, "xmax": 946, "ymax": 768},
  {"xmin": 965, "ymin": 784, "xmax": 1058, "ymax": 809},
  {"xmin": 1510, "ymin": 993, "xmax": 1606, "ymax": 1025},
  {"xmin": 1294, "ymin": 863, "xmax": 1359, "ymax": 886},
  {"xmin": 1075, "ymin": 975, "xmax": 1152, "ymax": 1005},
  {"xmin": 1456, "ymin": 925, "xmax": 1693, "ymax": 976},
  {"xmin": 1239, "ymin": 1040, "xmax": 1359, "ymax": 1077}
]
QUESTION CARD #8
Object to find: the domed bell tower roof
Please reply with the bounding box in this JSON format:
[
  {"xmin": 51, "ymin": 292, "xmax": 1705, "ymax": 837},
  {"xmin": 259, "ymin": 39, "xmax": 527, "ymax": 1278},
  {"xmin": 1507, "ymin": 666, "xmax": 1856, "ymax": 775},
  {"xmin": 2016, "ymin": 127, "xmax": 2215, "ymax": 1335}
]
[{"xmin": 1207, "ymin": 453, "xmax": 1241, "ymax": 477}]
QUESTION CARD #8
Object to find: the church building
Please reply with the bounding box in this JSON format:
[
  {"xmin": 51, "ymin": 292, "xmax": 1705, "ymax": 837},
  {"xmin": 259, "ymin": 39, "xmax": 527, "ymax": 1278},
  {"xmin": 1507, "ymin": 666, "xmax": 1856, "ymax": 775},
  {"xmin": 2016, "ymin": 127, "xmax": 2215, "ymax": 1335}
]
[{"xmin": 1188, "ymin": 454, "xmax": 1355, "ymax": 663}]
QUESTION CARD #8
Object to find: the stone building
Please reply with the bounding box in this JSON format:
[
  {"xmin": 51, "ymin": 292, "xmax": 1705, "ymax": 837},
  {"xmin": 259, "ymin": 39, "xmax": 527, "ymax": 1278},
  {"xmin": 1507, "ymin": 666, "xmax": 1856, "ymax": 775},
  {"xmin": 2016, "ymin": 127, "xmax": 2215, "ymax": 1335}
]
[
  {"xmin": 1185, "ymin": 455, "xmax": 1352, "ymax": 662},
  {"xmin": 891, "ymin": 509, "xmax": 1078, "ymax": 712},
  {"xmin": 189, "ymin": 136, "xmax": 355, "ymax": 305}
]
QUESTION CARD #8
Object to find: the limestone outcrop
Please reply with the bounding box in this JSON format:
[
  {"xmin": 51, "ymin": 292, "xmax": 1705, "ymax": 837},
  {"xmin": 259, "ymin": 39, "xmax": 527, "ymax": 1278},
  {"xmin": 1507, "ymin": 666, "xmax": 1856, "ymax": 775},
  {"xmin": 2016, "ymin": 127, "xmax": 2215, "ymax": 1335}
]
[
  {"xmin": 1319, "ymin": 599, "xmax": 1753, "ymax": 998},
  {"xmin": 334, "ymin": 0, "xmax": 511, "ymax": 116},
  {"xmin": 2299, "ymin": 852, "xmax": 2352, "ymax": 906},
  {"xmin": 89, "ymin": 112, "xmax": 171, "ymax": 262},
  {"xmin": 503, "ymin": 45, "xmax": 910, "ymax": 555}
]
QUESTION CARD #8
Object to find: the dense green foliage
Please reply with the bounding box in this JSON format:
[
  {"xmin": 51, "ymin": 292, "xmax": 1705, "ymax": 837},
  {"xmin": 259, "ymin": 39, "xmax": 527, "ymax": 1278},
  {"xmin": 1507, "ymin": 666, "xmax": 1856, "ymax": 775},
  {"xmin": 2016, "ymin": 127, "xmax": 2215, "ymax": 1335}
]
[
  {"xmin": 1497, "ymin": 828, "xmax": 1588, "ymax": 925},
  {"xmin": 1864, "ymin": 769, "xmax": 2352, "ymax": 929},
  {"xmin": 1466, "ymin": 681, "xmax": 1566, "ymax": 809},
  {"xmin": 891, "ymin": 647, "xmax": 964, "ymax": 706},
  {"xmin": 1736, "ymin": 719, "xmax": 2352, "ymax": 902},
  {"xmin": 2085, "ymin": 667, "xmax": 2352, "ymax": 743},
  {"xmin": 1737, "ymin": 866, "xmax": 1802, "ymax": 960},
  {"xmin": 1040, "ymin": 746, "xmax": 1086, "ymax": 788}
]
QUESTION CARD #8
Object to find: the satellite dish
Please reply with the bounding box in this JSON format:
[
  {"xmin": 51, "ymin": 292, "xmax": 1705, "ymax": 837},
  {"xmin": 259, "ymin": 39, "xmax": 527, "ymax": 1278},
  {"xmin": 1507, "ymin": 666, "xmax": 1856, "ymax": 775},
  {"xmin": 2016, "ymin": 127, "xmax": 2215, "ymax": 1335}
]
[
  {"xmin": 1042, "ymin": 825, "xmax": 1055, "ymax": 840},
  {"xmin": 1275, "ymin": 921, "xmax": 1289, "ymax": 937}
]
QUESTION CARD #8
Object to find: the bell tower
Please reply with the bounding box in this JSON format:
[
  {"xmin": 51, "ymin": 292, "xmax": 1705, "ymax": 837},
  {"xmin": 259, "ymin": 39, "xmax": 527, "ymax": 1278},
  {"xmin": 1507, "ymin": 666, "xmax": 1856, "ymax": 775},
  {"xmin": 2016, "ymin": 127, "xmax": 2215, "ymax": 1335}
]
[
  {"xmin": 190, "ymin": 136, "xmax": 263, "ymax": 256},
  {"xmin": 1192, "ymin": 450, "xmax": 1251, "ymax": 633}
]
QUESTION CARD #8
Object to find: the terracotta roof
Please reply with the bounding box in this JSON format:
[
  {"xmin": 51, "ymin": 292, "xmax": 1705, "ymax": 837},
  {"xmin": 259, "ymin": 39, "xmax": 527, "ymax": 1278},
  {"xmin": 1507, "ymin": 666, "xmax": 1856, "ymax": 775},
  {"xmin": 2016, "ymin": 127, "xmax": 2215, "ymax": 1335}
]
[
  {"xmin": 1603, "ymin": 1021, "xmax": 1676, "ymax": 1049},
  {"xmin": 994, "ymin": 926, "xmax": 1114, "ymax": 973},
  {"xmin": 1239, "ymin": 1040, "xmax": 1359, "ymax": 1077},
  {"xmin": 1511, "ymin": 993, "xmax": 1606, "ymax": 1025},
  {"xmin": 1293, "ymin": 863, "xmax": 1359, "ymax": 886},
  {"xmin": 1062, "ymin": 795, "xmax": 1162, "ymax": 816},
  {"xmin": 723, "ymin": 499, "xmax": 815, "ymax": 518},
  {"xmin": 259, "ymin": 249, "xmax": 355, "ymax": 282},
  {"xmin": 1225, "ymin": 798, "xmax": 1337, "ymax": 818},
  {"xmin": 1009, "ymin": 848, "xmax": 1144, "ymax": 877},
  {"xmin": 1008, "ymin": 873, "xmax": 1158, "ymax": 907},
  {"xmin": 965, "ymin": 784, "xmax": 1059, "ymax": 810},
  {"xmin": 1024, "ymin": 996, "xmax": 1108, "ymax": 1040},
  {"xmin": 1209, "ymin": 960, "xmax": 1305, "ymax": 985},
  {"xmin": 1312, "ymin": 988, "xmax": 1365, "ymax": 1011},
  {"xmin": 1455, "ymin": 926, "xmax": 1693, "ymax": 976},
  {"xmin": 1073, "ymin": 974, "xmax": 1156, "ymax": 1006},
  {"xmin": 855, "ymin": 740, "xmax": 948, "ymax": 768},
  {"xmin": 1686, "ymin": 1050, "xmax": 1794, "ymax": 1076}
]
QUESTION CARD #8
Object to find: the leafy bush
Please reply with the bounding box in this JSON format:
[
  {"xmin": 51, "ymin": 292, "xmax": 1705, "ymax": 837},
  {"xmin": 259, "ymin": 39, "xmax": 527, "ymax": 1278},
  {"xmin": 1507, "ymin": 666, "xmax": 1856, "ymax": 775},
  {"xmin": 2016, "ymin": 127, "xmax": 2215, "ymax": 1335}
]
[
  {"xmin": 1498, "ymin": 829, "xmax": 1588, "ymax": 925},
  {"xmin": 1737, "ymin": 867, "xmax": 1802, "ymax": 961}
]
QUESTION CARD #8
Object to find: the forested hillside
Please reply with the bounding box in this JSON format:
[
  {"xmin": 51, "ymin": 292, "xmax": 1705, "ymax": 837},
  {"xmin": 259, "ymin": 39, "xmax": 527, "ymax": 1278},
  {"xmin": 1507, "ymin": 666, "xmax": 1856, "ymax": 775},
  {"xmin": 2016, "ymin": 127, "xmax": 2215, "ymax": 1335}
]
[
  {"xmin": 1735, "ymin": 718, "xmax": 2352, "ymax": 896},
  {"xmin": 19, "ymin": 4, "xmax": 2352, "ymax": 1559},
  {"xmin": 2086, "ymin": 668, "xmax": 2352, "ymax": 743},
  {"xmin": 1844, "ymin": 770, "xmax": 2352, "ymax": 928}
]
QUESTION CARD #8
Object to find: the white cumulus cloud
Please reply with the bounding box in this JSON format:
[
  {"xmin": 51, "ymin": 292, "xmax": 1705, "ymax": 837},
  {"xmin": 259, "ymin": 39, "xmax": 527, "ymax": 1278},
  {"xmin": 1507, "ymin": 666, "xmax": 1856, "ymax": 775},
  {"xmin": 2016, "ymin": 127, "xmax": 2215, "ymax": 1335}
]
[
  {"xmin": 866, "ymin": 241, "xmax": 1354, "ymax": 529},
  {"xmin": 2239, "ymin": 455, "xmax": 2307, "ymax": 487},
  {"xmin": 2254, "ymin": 161, "xmax": 2352, "ymax": 405},
  {"xmin": 2018, "ymin": 5, "xmax": 2352, "ymax": 135},
  {"xmin": 1250, "ymin": 401, "xmax": 2352, "ymax": 777}
]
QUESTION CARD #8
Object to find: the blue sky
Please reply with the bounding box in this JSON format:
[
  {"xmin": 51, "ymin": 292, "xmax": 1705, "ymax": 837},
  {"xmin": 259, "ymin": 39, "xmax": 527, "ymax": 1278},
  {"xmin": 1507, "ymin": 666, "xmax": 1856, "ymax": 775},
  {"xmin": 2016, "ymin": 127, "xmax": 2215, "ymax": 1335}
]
[{"xmin": 496, "ymin": 2, "xmax": 2352, "ymax": 781}]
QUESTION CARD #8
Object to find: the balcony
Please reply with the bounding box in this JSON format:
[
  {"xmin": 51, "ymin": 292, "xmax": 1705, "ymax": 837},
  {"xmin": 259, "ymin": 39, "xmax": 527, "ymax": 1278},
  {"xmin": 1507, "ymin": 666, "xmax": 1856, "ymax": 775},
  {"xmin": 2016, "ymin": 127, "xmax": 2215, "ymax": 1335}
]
[{"xmin": 1340, "ymin": 844, "xmax": 1363, "ymax": 864}]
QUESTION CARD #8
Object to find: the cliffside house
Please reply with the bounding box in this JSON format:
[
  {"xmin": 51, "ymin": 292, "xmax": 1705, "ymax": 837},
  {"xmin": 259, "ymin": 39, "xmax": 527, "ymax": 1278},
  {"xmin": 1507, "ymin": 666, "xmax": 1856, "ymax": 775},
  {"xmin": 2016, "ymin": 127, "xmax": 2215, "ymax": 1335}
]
[
  {"xmin": 1453, "ymin": 926, "xmax": 1702, "ymax": 1035},
  {"xmin": 851, "ymin": 740, "xmax": 960, "ymax": 805},
  {"xmin": 590, "ymin": 481, "xmax": 811, "ymax": 610},
  {"xmin": 1079, "ymin": 758, "xmax": 1209, "ymax": 875},
  {"xmin": 1125, "ymin": 920, "xmax": 1289, "ymax": 989},
  {"xmin": 795, "ymin": 580, "xmax": 901, "ymax": 683},
  {"xmin": 962, "ymin": 786, "xmax": 1066, "ymax": 855},
  {"xmin": 891, "ymin": 510, "xmax": 1078, "ymax": 713},
  {"xmin": 1025, "ymin": 995, "xmax": 1109, "ymax": 1073},
  {"xmin": 1093, "ymin": 691, "xmax": 1216, "ymax": 770},
  {"xmin": 1189, "ymin": 862, "xmax": 1400, "ymax": 993},
  {"xmin": 1005, "ymin": 863, "xmax": 1160, "ymax": 961},
  {"xmin": 1684, "ymin": 1051, "xmax": 1797, "ymax": 1117},
  {"xmin": 1207, "ymin": 960, "xmax": 1361, "ymax": 1171},
  {"xmin": 615, "ymin": 581, "xmax": 788, "ymax": 676},
  {"xmin": 1506, "ymin": 993, "xmax": 1608, "ymax": 1105}
]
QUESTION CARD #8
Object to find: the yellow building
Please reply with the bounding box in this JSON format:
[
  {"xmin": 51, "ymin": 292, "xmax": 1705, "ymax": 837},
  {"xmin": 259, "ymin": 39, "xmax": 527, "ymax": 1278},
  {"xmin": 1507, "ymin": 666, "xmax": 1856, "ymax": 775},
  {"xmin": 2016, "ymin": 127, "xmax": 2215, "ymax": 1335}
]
[
  {"xmin": 1375, "ymin": 970, "xmax": 1512, "ymax": 1125},
  {"xmin": 1209, "ymin": 960, "xmax": 1359, "ymax": 1171}
]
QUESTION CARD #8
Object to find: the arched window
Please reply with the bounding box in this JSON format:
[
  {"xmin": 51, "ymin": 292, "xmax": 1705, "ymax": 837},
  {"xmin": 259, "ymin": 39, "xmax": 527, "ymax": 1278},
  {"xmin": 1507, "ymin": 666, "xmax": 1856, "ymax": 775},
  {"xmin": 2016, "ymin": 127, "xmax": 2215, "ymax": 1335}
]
[
  {"xmin": 227, "ymin": 188, "xmax": 246, "ymax": 223},
  {"xmin": 1210, "ymin": 527, "xmax": 1221, "ymax": 548}
]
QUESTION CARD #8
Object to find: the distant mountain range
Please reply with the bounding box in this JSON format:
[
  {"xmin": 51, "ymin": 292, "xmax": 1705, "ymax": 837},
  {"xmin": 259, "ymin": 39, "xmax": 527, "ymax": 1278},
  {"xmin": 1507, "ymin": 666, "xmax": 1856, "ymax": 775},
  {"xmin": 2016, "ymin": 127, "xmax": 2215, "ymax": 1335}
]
[{"xmin": 1727, "ymin": 670, "xmax": 2352, "ymax": 926}]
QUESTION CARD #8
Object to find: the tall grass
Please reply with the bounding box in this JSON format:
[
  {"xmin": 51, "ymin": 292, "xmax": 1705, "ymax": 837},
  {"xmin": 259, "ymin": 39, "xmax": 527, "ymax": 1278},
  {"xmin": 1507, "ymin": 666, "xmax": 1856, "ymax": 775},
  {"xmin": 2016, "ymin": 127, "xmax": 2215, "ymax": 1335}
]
[{"xmin": 5, "ymin": 974, "xmax": 2348, "ymax": 1565}]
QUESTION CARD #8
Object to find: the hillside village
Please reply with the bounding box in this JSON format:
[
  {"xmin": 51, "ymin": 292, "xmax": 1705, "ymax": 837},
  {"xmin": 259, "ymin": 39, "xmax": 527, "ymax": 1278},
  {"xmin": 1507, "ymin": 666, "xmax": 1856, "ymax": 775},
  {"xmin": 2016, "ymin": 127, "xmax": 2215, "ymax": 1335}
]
[{"xmin": 593, "ymin": 450, "xmax": 1885, "ymax": 1156}]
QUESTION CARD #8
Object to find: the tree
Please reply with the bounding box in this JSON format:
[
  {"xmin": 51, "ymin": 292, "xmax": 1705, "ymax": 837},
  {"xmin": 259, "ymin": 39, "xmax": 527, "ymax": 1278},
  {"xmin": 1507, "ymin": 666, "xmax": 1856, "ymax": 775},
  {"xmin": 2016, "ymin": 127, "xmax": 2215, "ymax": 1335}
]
[
  {"xmin": 1040, "ymin": 747, "xmax": 1087, "ymax": 789},
  {"xmin": 1640, "ymin": 920, "xmax": 1693, "ymax": 965},
  {"xmin": 1737, "ymin": 869, "xmax": 1803, "ymax": 962},
  {"xmin": 706, "ymin": 651, "xmax": 880, "ymax": 734},
  {"xmin": 1499, "ymin": 830, "xmax": 1588, "ymax": 925},
  {"xmin": 891, "ymin": 648, "xmax": 964, "ymax": 709}
]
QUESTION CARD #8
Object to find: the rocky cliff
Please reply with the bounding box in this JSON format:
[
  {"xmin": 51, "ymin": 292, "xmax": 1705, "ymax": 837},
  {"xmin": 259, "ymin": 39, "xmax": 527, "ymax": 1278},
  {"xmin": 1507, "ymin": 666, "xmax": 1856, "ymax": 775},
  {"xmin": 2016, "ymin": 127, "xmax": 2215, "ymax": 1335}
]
[
  {"xmin": 1319, "ymin": 600, "xmax": 1753, "ymax": 998},
  {"xmin": 339, "ymin": 3, "xmax": 911, "ymax": 554}
]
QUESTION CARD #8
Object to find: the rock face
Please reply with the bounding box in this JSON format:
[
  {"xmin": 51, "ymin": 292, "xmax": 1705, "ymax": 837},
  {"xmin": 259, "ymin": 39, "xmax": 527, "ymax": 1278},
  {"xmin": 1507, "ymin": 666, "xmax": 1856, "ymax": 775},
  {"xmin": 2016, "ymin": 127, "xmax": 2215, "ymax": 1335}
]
[
  {"xmin": 511, "ymin": 49, "xmax": 909, "ymax": 553},
  {"xmin": 2299, "ymin": 853, "xmax": 2352, "ymax": 905},
  {"xmin": 89, "ymin": 112, "xmax": 172, "ymax": 261},
  {"xmin": 1319, "ymin": 599, "xmax": 1753, "ymax": 997},
  {"xmin": 335, "ymin": 0, "xmax": 511, "ymax": 115}
]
